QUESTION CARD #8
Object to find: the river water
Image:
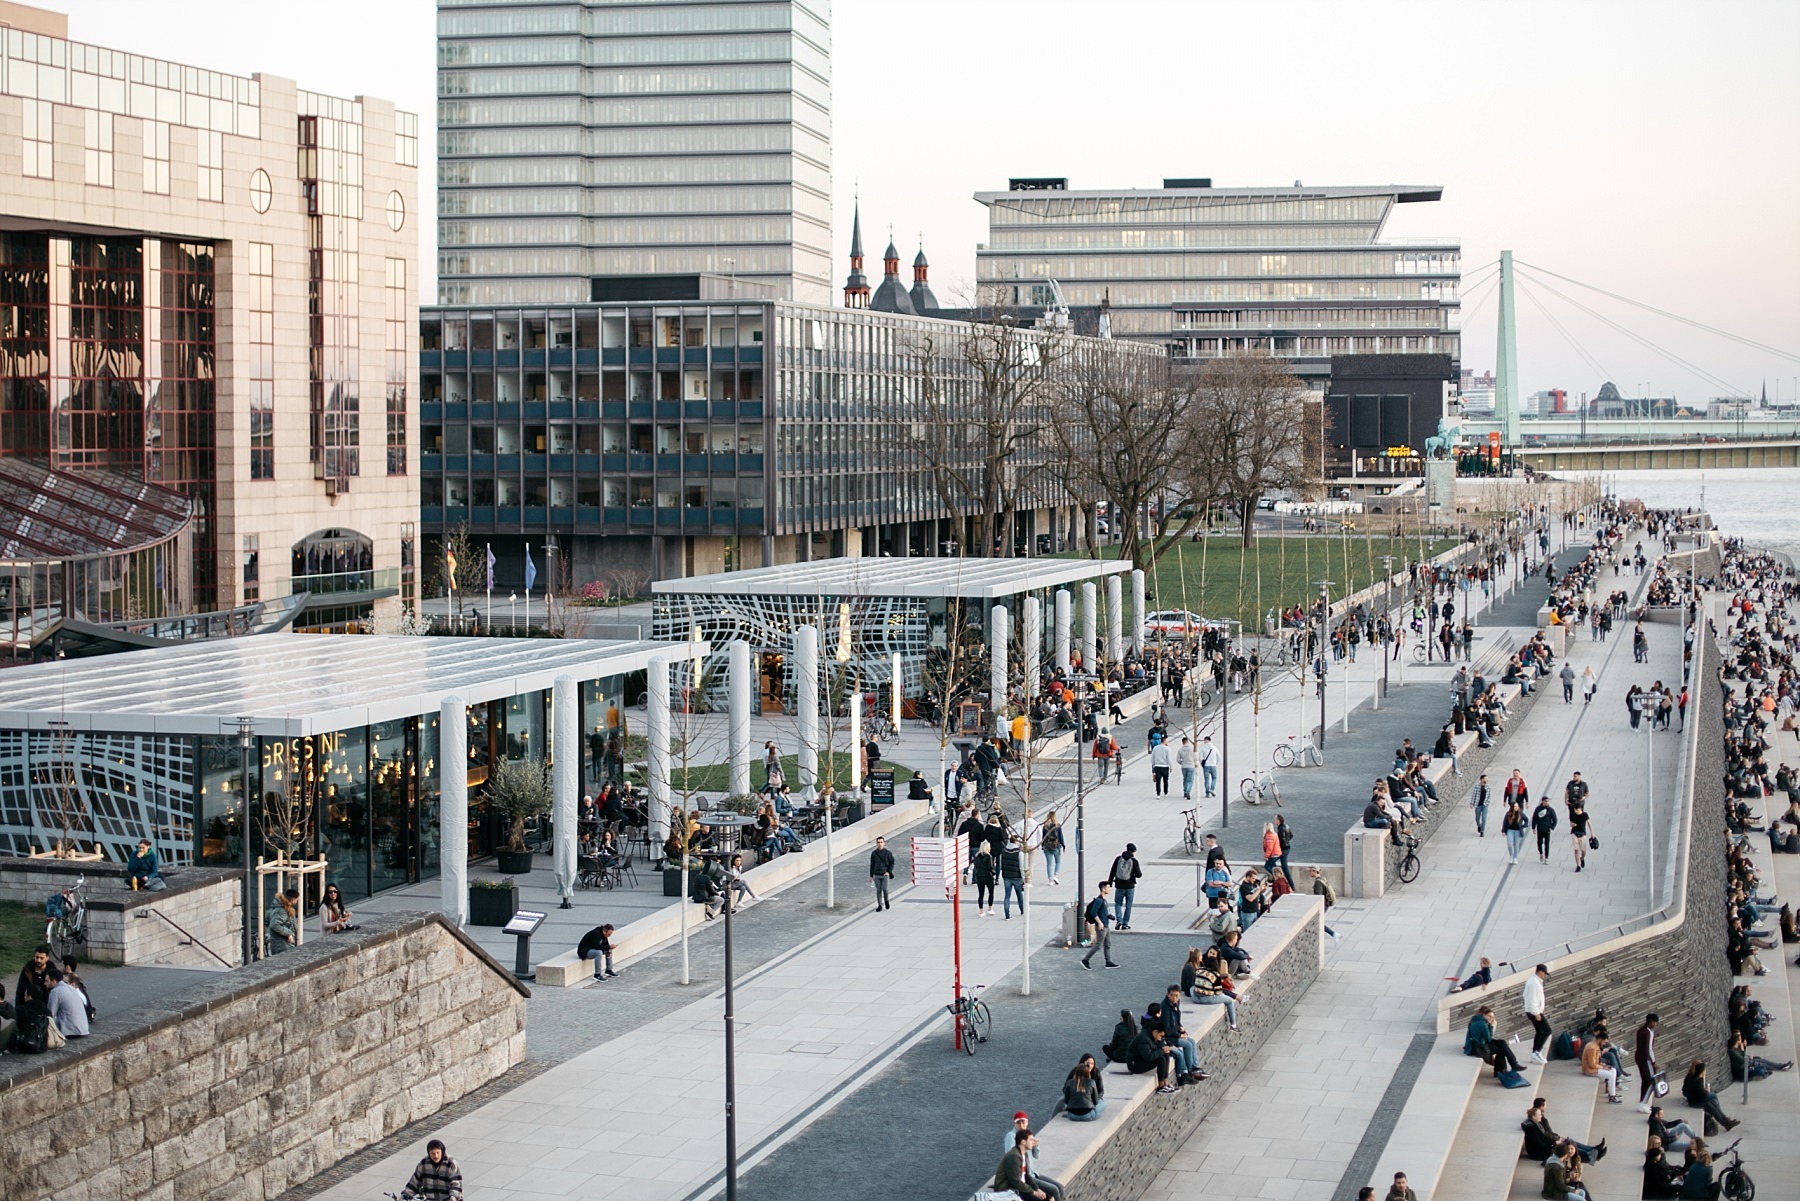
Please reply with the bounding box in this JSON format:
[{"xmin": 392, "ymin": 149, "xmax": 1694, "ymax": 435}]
[{"xmin": 1603, "ymin": 467, "xmax": 1800, "ymax": 560}]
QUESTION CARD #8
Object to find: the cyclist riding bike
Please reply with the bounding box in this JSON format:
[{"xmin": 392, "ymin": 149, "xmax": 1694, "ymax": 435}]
[{"xmin": 399, "ymin": 1139, "xmax": 464, "ymax": 1199}]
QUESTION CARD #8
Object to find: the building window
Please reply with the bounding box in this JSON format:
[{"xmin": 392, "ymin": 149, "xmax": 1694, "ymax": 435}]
[
  {"xmin": 249, "ymin": 168, "xmax": 272, "ymax": 213},
  {"xmin": 395, "ymin": 110, "xmax": 418, "ymax": 168},
  {"xmin": 23, "ymin": 100, "xmax": 52, "ymax": 179},
  {"xmin": 249, "ymin": 242, "xmax": 275, "ymax": 480},
  {"xmin": 142, "ymin": 121, "xmax": 170, "ymax": 194},
  {"xmin": 400, "ymin": 522, "xmax": 416, "ymax": 613},
  {"xmin": 242, "ymin": 534, "xmax": 260, "ymax": 603},
  {"xmin": 198, "ymin": 130, "xmax": 224, "ymax": 202},
  {"xmin": 385, "ymin": 257, "xmax": 407, "ymax": 476},
  {"xmin": 84, "ymin": 111, "xmax": 113, "ymax": 188}
]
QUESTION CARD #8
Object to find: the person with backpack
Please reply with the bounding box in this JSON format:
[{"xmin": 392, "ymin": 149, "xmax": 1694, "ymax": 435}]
[
  {"xmin": 1091, "ymin": 730, "xmax": 1114, "ymax": 780},
  {"xmin": 1081, "ymin": 881, "xmax": 1119, "ymax": 970},
  {"xmin": 1108, "ymin": 844, "xmax": 1143, "ymax": 929},
  {"xmin": 1531, "ymin": 797, "xmax": 1560, "ymax": 865}
]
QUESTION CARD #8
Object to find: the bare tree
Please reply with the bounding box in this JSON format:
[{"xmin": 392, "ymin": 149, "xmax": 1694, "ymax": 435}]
[
  {"xmin": 1049, "ymin": 346, "xmax": 1214, "ymax": 572},
  {"xmin": 427, "ymin": 522, "xmax": 481, "ymax": 607},
  {"xmin": 1190, "ymin": 352, "xmax": 1319, "ymax": 546},
  {"xmin": 889, "ymin": 288, "xmax": 1070, "ymax": 557}
]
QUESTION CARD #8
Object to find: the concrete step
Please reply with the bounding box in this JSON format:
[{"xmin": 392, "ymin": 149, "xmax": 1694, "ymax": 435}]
[
  {"xmin": 1504, "ymin": 1062, "xmax": 1601, "ymax": 1201},
  {"xmin": 1368, "ymin": 1034, "xmax": 1489, "ymax": 1201},
  {"xmin": 1431, "ymin": 1056, "xmax": 1547, "ymax": 1201}
]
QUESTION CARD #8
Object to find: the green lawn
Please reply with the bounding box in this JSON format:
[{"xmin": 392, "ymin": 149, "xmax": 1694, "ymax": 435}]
[
  {"xmin": 0, "ymin": 899, "xmax": 45, "ymax": 982},
  {"xmin": 663, "ymin": 752, "xmax": 917, "ymax": 797},
  {"xmin": 1056, "ymin": 534, "xmax": 1460, "ymax": 628}
]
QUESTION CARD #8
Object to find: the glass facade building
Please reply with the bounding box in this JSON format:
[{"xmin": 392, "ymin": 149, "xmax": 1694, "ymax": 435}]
[
  {"xmin": 975, "ymin": 182, "xmax": 1461, "ymax": 385},
  {"xmin": 437, "ymin": 0, "xmax": 833, "ymax": 305},
  {"xmin": 421, "ymin": 298, "xmax": 1147, "ymax": 584},
  {"xmin": 0, "ymin": 635, "xmax": 660, "ymax": 902}
]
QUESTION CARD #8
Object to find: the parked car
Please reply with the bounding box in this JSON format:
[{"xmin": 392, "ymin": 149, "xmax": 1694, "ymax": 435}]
[{"xmin": 1141, "ymin": 610, "xmax": 1228, "ymax": 640}]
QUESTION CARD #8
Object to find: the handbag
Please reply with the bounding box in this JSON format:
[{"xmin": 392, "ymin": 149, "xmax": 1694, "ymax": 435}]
[
  {"xmin": 44, "ymin": 1021, "xmax": 66, "ymax": 1050},
  {"xmin": 1652, "ymin": 1070, "xmax": 1670, "ymax": 1097},
  {"xmin": 1588, "ymin": 835, "xmax": 1599, "ymax": 850}
]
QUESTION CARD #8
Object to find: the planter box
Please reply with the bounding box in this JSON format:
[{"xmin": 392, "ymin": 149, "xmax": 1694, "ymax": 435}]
[
  {"xmin": 663, "ymin": 867, "xmax": 684, "ymax": 898},
  {"xmin": 468, "ymin": 886, "xmax": 520, "ymax": 926},
  {"xmin": 495, "ymin": 850, "xmax": 535, "ymax": 875}
]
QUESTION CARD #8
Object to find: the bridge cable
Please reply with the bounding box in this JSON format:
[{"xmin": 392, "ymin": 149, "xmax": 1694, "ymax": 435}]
[
  {"xmin": 1515, "ymin": 272, "xmax": 1748, "ymax": 399},
  {"xmin": 1513, "ymin": 275, "xmax": 1615, "ymax": 385},
  {"xmin": 1514, "ymin": 259, "xmax": 1800, "ymax": 364}
]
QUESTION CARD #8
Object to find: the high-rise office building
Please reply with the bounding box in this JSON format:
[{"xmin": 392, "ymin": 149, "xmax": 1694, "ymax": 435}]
[
  {"xmin": 0, "ymin": 1, "xmax": 420, "ymax": 649},
  {"xmin": 974, "ymin": 179, "xmax": 1461, "ymax": 385},
  {"xmin": 437, "ymin": 0, "xmax": 833, "ymax": 306}
]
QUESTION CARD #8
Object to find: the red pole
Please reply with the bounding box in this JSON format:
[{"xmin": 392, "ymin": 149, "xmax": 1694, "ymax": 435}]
[{"xmin": 952, "ymin": 870, "xmax": 964, "ymax": 1051}]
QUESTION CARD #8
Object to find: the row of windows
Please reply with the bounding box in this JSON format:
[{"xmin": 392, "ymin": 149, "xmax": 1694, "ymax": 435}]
[
  {"xmin": 442, "ymin": 245, "xmax": 797, "ymax": 278},
  {"xmin": 1173, "ymin": 306, "xmax": 1451, "ymax": 331},
  {"xmin": 426, "ymin": 421, "xmax": 765, "ymax": 457},
  {"xmin": 436, "ymin": 3, "xmax": 796, "ymax": 39},
  {"xmin": 425, "ymin": 308, "xmax": 766, "ymax": 352},
  {"xmin": 428, "ymin": 475, "xmax": 768, "ymax": 512},
  {"xmin": 987, "ymin": 224, "xmax": 1389, "ymax": 251},
  {"xmin": 3, "ymin": 28, "xmax": 262, "ymax": 138},
  {"xmin": 441, "ymin": 31, "xmax": 800, "ymax": 74},
  {"xmin": 386, "ymin": 257, "xmax": 408, "ymax": 477},
  {"xmin": 1171, "ymin": 334, "xmax": 1460, "ymax": 358},
  {"xmin": 980, "ymin": 250, "xmax": 1461, "ymax": 281},
  {"xmin": 248, "ymin": 242, "xmax": 274, "ymax": 480},
  {"xmin": 986, "ymin": 195, "xmax": 1394, "ymax": 227}
]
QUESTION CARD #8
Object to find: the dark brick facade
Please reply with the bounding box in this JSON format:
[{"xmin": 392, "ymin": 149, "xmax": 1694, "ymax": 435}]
[{"xmin": 1059, "ymin": 899, "xmax": 1323, "ymax": 1201}]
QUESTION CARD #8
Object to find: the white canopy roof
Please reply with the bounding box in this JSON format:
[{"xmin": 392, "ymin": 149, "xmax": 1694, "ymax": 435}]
[
  {"xmin": 652, "ymin": 555, "xmax": 1131, "ymax": 600},
  {"xmin": 0, "ymin": 635, "xmax": 683, "ymax": 738}
]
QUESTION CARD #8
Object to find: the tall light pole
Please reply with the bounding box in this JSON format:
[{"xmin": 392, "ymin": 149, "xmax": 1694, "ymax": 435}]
[
  {"xmin": 1315, "ymin": 580, "xmax": 1334, "ymax": 750},
  {"xmin": 695, "ymin": 830, "xmax": 741, "ymax": 1201},
  {"xmin": 1378, "ymin": 555, "xmax": 1395, "ymax": 706},
  {"xmin": 235, "ymin": 716, "xmax": 256, "ymax": 965},
  {"xmin": 1068, "ymin": 672, "xmax": 1096, "ymax": 908}
]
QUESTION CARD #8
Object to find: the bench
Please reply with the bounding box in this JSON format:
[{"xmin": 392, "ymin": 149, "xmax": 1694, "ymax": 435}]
[
  {"xmin": 1368, "ymin": 1034, "xmax": 1491, "ymax": 1201},
  {"xmin": 1430, "ymin": 1056, "xmax": 1548, "ymax": 1201},
  {"xmin": 1504, "ymin": 1063, "xmax": 1601, "ymax": 1201}
]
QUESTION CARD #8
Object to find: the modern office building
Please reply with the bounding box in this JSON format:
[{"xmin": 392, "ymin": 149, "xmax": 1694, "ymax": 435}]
[
  {"xmin": 974, "ymin": 179, "xmax": 1461, "ymax": 386},
  {"xmin": 0, "ymin": 635, "xmax": 660, "ymax": 900},
  {"xmin": 419, "ymin": 293, "xmax": 1151, "ymax": 585},
  {"xmin": 436, "ymin": 0, "xmax": 833, "ymax": 306},
  {"xmin": 1322, "ymin": 353, "xmax": 1457, "ymax": 477},
  {"xmin": 0, "ymin": 1, "xmax": 421, "ymax": 640}
]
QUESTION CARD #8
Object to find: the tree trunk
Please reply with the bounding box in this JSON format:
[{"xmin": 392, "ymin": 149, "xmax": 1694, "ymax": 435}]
[{"xmin": 1239, "ymin": 498, "xmax": 1256, "ymax": 548}]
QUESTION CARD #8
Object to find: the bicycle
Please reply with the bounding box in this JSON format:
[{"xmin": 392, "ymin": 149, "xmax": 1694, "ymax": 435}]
[
  {"xmin": 1271, "ymin": 732, "xmax": 1323, "ymax": 769},
  {"xmin": 1713, "ymin": 1137, "xmax": 1755, "ymax": 1201},
  {"xmin": 1396, "ymin": 833, "xmax": 1422, "ymax": 884},
  {"xmin": 1239, "ymin": 771, "xmax": 1283, "ymax": 806},
  {"xmin": 866, "ymin": 712, "xmax": 896, "ymax": 741},
  {"xmin": 1181, "ymin": 808, "xmax": 1201, "ymax": 854},
  {"xmin": 946, "ymin": 984, "xmax": 992, "ymax": 1055},
  {"xmin": 46, "ymin": 874, "xmax": 88, "ymax": 963}
]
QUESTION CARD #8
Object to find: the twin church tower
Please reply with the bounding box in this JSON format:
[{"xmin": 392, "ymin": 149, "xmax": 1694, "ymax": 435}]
[{"xmin": 841, "ymin": 200, "xmax": 941, "ymax": 315}]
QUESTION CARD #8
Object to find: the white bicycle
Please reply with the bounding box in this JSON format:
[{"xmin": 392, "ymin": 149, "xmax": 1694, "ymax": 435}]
[
  {"xmin": 1271, "ymin": 732, "xmax": 1323, "ymax": 768},
  {"xmin": 1239, "ymin": 770, "xmax": 1283, "ymax": 806}
]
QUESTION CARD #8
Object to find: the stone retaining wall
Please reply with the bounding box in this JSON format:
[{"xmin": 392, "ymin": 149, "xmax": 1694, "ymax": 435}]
[
  {"xmin": 0, "ymin": 912, "xmax": 527, "ymax": 1201},
  {"xmin": 1438, "ymin": 632, "xmax": 1727, "ymax": 1068},
  {"xmin": 1, "ymin": 859, "xmax": 244, "ymax": 966},
  {"xmin": 1054, "ymin": 895, "xmax": 1324, "ymax": 1201}
]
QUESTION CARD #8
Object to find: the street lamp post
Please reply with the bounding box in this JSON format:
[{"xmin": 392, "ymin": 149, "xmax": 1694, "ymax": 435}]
[
  {"xmin": 1068, "ymin": 672, "xmax": 1097, "ymax": 910},
  {"xmin": 1315, "ymin": 581, "xmax": 1334, "ymax": 750},
  {"xmin": 1378, "ymin": 555, "xmax": 1395, "ymax": 706},
  {"xmin": 235, "ymin": 716, "xmax": 255, "ymax": 965},
  {"xmin": 694, "ymin": 831, "xmax": 742, "ymax": 1201}
]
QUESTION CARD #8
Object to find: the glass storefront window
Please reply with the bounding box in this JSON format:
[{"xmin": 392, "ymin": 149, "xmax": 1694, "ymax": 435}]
[
  {"xmin": 369, "ymin": 719, "xmax": 414, "ymax": 895},
  {"xmin": 318, "ymin": 726, "xmax": 369, "ymax": 901},
  {"xmin": 197, "ymin": 734, "xmax": 257, "ymax": 867}
]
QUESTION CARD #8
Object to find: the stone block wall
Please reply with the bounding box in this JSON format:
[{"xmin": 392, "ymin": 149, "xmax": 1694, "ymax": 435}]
[
  {"xmin": 1059, "ymin": 896, "xmax": 1324, "ymax": 1201},
  {"xmin": 0, "ymin": 912, "xmax": 528, "ymax": 1201},
  {"xmin": 2, "ymin": 860, "xmax": 243, "ymax": 966},
  {"xmin": 1440, "ymin": 633, "xmax": 1728, "ymax": 1069}
]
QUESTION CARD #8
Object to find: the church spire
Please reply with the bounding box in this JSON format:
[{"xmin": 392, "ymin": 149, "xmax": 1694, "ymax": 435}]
[{"xmin": 842, "ymin": 194, "xmax": 869, "ymax": 308}]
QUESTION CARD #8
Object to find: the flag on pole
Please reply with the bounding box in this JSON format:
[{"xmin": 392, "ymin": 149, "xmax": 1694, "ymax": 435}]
[
  {"xmin": 524, "ymin": 545, "xmax": 537, "ymax": 593},
  {"xmin": 445, "ymin": 547, "xmax": 458, "ymax": 593},
  {"xmin": 485, "ymin": 544, "xmax": 496, "ymax": 591}
]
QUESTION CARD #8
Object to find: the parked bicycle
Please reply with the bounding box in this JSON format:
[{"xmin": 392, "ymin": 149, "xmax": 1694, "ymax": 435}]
[
  {"xmin": 1396, "ymin": 833, "xmax": 1422, "ymax": 884},
  {"xmin": 1271, "ymin": 732, "xmax": 1323, "ymax": 769},
  {"xmin": 946, "ymin": 983, "xmax": 992, "ymax": 1055},
  {"xmin": 866, "ymin": 711, "xmax": 896, "ymax": 741},
  {"xmin": 1239, "ymin": 770, "xmax": 1283, "ymax": 806},
  {"xmin": 1714, "ymin": 1137, "xmax": 1755, "ymax": 1201},
  {"xmin": 46, "ymin": 874, "xmax": 88, "ymax": 963},
  {"xmin": 1181, "ymin": 808, "xmax": 1202, "ymax": 854}
]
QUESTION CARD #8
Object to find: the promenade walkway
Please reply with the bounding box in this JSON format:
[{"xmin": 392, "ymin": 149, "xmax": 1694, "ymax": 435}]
[{"xmin": 293, "ymin": 531, "xmax": 1688, "ymax": 1201}]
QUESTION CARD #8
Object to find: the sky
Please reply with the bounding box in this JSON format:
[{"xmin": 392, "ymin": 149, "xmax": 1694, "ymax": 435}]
[{"xmin": 52, "ymin": 0, "xmax": 1800, "ymax": 403}]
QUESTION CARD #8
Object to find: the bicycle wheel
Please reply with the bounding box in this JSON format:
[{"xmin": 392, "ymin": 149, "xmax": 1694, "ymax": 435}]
[
  {"xmin": 967, "ymin": 1000, "xmax": 992, "ymax": 1044},
  {"xmin": 1197, "ymin": 688, "xmax": 1214, "ymax": 708},
  {"xmin": 1398, "ymin": 852, "xmax": 1420, "ymax": 883},
  {"xmin": 1183, "ymin": 826, "xmax": 1200, "ymax": 854},
  {"xmin": 1239, "ymin": 777, "xmax": 1261, "ymax": 803},
  {"xmin": 1272, "ymin": 743, "xmax": 1296, "ymax": 768},
  {"xmin": 961, "ymin": 1015, "xmax": 977, "ymax": 1055},
  {"xmin": 1308, "ymin": 743, "xmax": 1325, "ymax": 767},
  {"xmin": 1412, "ymin": 644, "xmax": 1428, "ymax": 663}
]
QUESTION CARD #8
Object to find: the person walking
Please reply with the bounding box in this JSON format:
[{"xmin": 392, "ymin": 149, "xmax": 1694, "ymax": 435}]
[
  {"xmin": 1523, "ymin": 963, "xmax": 1553, "ymax": 1064},
  {"xmin": 1177, "ymin": 737, "xmax": 1196, "ymax": 800},
  {"xmin": 1531, "ymin": 796, "xmax": 1559, "ymax": 865},
  {"xmin": 1000, "ymin": 836, "xmax": 1026, "ymax": 919},
  {"xmin": 1199, "ymin": 735, "xmax": 1220, "ymax": 799},
  {"xmin": 1108, "ymin": 844, "xmax": 1143, "ymax": 929},
  {"xmin": 868, "ymin": 836, "xmax": 896, "ymax": 911},
  {"xmin": 1150, "ymin": 738, "xmax": 1172, "ymax": 797},
  {"xmin": 1081, "ymin": 881, "xmax": 1119, "ymax": 969},
  {"xmin": 1635, "ymin": 1013, "xmax": 1662, "ymax": 1111},
  {"xmin": 1502, "ymin": 768, "xmax": 1530, "ymax": 812},
  {"xmin": 1470, "ymin": 773, "xmax": 1492, "ymax": 837},
  {"xmin": 1560, "ymin": 662, "xmax": 1577, "ymax": 704},
  {"xmin": 972, "ymin": 840, "xmax": 998, "ymax": 917},
  {"xmin": 1580, "ymin": 666, "xmax": 1597, "ymax": 705},
  {"xmin": 1039, "ymin": 812, "xmax": 1064, "ymax": 884},
  {"xmin": 1272, "ymin": 815, "xmax": 1296, "ymax": 887},
  {"xmin": 1567, "ymin": 799, "xmax": 1596, "ymax": 873}
]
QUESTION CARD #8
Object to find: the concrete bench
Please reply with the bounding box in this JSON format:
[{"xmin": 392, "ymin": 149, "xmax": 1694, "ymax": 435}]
[
  {"xmin": 1431, "ymin": 1057, "xmax": 1548, "ymax": 1201},
  {"xmin": 533, "ymin": 797, "xmax": 933, "ymax": 986},
  {"xmin": 1504, "ymin": 1063, "xmax": 1600, "ymax": 1201},
  {"xmin": 1368, "ymin": 1034, "xmax": 1490, "ymax": 1201}
]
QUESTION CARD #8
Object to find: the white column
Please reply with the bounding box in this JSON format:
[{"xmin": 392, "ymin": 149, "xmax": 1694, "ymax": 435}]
[
  {"xmin": 890, "ymin": 651, "xmax": 903, "ymax": 728},
  {"xmin": 552, "ymin": 675, "xmax": 578, "ymax": 908},
  {"xmin": 1081, "ymin": 582, "xmax": 1098, "ymax": 668},
  {"xmin": 728, "ymin": 640, "xmax": 752, "ymax": 797},
  {"xmin": 439, "ymin": 696, "xmax": 468, "ymax": 926},
  {"xmin": 1130, "ymin": 569, "xmax": 1146, "ymax": 656},
  {"xmin": 648, "ymin": 655, "xmax": 671, "ymax": 847},
  {"xmin": 1022, "ymin": 597, "xmax": 1042, "ymax": 699},
  {"xmin": 796, "ymin": 625, "xmax": 819, "ymax": 799},
  {"xmin": 850, "ymin": 690, "xmax": 863, "ymax": 791},
  {"xmin": 1054, "ymin": 589, "xmax": 1072, "ymax": 674},
  {"xmin": 990, "ymin": 604, "xmax": 1009, "ymax": 716},
  {"xmin": 1106, "ymin": 575, "xmax": 1123, "ymax": 663}
]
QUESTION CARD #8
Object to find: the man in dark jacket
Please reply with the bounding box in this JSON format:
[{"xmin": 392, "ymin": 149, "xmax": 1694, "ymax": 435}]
[
  {"xmin": 995, "ymin": 1129, "xmax": 1063, "ymax": 1201},
  {"xmin": 868, "ymin": 837, "xmax": 896, "ymax": 911},
  {"xmin": 1125, "ymin": 1024, "xmax": 1176, "ymax": 1092},
  {"xmin": 999, "ymin": 838, "xmax": 1025, "ymax": 918},
  {"xmin": 14, "ymin": 945, "xmax": 51, "ymax": 1021},
  {"xmin": 1160, "ymin": 986, "xmax": 1205, "ymax": 1082},
  {"xmin": 1108, "ymin": 843, "xmax": 1143, "ymax": 929}
]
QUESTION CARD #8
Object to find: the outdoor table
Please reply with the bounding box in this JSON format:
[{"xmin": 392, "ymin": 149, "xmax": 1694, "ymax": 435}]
[{"xmin": 697, "ymin": 813, "xmax": 757, "ymax": 853}]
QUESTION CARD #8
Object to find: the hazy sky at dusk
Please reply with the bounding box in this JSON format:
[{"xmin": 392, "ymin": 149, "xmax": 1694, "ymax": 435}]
[{"xmin": 56, "ymin": 0, "xmax": 1800, "ymax": 401}]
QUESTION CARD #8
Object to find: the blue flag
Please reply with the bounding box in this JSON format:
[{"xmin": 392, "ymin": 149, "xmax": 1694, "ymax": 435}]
[
  {"xmin": 485, "ymin": 544, "xmax": 496, "ymax": 591},
  {"xmin": 524, "ymin": 545, "xmax": 537, "ymax": 593}
]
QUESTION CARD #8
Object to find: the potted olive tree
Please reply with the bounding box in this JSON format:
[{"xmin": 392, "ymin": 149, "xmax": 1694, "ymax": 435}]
[{"xmin": 486, "ymin": 756, "xmax": 552, "ymax": 875}]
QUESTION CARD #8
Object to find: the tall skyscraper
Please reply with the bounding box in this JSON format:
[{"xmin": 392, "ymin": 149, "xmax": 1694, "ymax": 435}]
[{"xmin": 437, "ymin": 0, "xmax": 833, "ymax": 306}]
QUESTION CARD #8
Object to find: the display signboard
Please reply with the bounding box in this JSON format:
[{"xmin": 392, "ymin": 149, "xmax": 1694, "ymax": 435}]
[
  {"xmin": 910, "ymin": 835, "xmax": 966, "ymax": 897},
  {"xmin": 869, "ymin": 769, "xmax": 895, "ymax": 806}
]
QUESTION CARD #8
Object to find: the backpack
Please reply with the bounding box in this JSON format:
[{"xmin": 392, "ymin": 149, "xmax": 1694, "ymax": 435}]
[
  {"xmin": 1552, "ymin": 1032, "xmax": 1578, "ymax": 1061},
  {"xmin": 1111, "ymin": 856, "xmax": 1136, "ymax": 887},
  {"xmin": 45, "ymin": 893, "xmax": 66, "ymax": 919}
]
